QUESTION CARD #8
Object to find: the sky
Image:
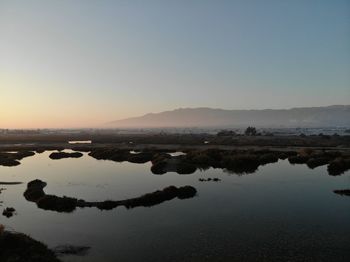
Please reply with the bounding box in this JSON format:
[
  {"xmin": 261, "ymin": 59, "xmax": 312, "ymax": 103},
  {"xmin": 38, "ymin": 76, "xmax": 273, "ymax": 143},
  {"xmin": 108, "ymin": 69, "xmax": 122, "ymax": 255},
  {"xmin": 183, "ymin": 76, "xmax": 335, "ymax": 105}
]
[{"xmin": 1, "ymin": 0, "xmax": 349, "ymax": 128}]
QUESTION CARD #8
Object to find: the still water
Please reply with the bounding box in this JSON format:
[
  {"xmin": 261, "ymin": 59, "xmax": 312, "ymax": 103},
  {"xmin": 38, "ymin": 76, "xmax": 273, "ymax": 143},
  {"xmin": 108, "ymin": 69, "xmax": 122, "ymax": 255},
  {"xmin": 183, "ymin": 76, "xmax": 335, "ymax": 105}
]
[{"xmin": 1, "ymin": 151, "xmax": 349, "ymax": 261}]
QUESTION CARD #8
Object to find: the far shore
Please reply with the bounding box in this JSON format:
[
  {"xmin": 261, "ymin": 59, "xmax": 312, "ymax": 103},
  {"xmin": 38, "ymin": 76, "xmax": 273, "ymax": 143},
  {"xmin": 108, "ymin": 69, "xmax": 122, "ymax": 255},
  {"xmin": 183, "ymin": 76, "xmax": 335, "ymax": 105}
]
[{"xmin": 0, "ymin": 133, "xmax": 349, "ymax": 152}]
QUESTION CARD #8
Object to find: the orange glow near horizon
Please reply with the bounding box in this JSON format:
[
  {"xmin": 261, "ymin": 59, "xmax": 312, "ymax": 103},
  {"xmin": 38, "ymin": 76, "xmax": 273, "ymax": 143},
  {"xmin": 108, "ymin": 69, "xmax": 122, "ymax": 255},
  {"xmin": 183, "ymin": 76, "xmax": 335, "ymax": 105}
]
[{"xmin": 0, "ymin": 72, "xmax": 143, "ymax": 129}]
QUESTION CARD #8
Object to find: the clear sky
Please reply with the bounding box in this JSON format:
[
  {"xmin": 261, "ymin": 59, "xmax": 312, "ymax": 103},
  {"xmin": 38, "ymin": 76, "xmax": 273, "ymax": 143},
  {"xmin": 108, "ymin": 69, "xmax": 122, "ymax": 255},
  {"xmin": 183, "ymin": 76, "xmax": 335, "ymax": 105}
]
[{"xmin": 1, "ymin": 0, "xmax": 349, "ymax": 128}]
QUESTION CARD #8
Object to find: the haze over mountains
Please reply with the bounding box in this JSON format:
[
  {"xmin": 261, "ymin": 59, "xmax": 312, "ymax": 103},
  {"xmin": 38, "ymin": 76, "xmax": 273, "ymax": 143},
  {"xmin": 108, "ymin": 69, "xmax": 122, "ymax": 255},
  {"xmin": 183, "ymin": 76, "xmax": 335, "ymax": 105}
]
[{"xmin": 109, "ymin": 105, "xmax": 350, "ymax": 128}]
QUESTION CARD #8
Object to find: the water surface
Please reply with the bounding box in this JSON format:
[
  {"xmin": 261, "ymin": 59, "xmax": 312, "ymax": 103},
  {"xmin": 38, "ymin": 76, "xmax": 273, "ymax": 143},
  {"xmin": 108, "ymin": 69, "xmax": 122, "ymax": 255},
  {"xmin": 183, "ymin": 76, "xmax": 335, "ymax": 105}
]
[{"xmin": 0, "ymin": 151, "xmax": 349, "ymax": 261}]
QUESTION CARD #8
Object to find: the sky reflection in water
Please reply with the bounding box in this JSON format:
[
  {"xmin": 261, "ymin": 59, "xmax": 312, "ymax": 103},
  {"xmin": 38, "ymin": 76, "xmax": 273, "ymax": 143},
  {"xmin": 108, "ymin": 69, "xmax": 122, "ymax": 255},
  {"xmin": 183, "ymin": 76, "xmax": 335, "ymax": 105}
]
[{"xmin": 0, "ymin": 151, "xmax": 349, "ymax": 262}]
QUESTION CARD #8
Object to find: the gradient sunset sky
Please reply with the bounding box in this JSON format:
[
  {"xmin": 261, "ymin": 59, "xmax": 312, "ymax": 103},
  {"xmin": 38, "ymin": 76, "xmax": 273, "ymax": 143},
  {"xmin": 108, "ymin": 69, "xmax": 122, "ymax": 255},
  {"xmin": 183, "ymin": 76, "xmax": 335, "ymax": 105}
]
[{"xmin": 1, "ymin": 0, "xmax": 349, "ymax": 128}]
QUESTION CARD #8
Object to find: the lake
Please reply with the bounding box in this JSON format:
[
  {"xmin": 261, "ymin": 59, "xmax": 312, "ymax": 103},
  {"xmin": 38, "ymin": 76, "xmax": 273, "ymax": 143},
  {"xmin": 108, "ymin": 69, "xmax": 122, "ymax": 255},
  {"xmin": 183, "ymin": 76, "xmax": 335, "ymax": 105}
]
[{"xmin": 1, "ymin": 151, "xmax": 349, "ymax": 262}]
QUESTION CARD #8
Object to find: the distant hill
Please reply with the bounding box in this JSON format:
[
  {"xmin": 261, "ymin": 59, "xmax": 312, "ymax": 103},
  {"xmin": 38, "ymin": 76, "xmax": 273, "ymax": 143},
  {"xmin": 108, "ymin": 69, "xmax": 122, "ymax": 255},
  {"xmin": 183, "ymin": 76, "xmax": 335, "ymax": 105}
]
[{"xmin": 108, "ymin": 105, "xmax": 350, "ymax": 128}]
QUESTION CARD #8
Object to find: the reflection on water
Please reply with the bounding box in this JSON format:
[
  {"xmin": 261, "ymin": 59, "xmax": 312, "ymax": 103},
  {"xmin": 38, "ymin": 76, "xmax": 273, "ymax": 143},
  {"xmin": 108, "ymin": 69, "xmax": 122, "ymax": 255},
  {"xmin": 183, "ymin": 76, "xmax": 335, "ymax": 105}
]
[
  {"xmin": 68, "ymin": 141, "xmax": 92, "ymax": 144},
  {"xmin": 0, "ymin": 151, "xmax": 349, "ymax": 262},
  {"xmin": 169, "ymin": 152, "xmax": 186, "ymax": 157}
]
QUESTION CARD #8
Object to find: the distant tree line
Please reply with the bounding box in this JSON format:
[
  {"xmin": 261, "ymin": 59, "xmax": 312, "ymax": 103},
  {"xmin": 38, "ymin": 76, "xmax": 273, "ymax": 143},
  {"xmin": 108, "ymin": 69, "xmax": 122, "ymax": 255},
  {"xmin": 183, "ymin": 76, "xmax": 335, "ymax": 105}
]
[
  {"xmin": 244, "ymin": 126, "xmax": 257, "ymax": 136},
  {"xmin": 217, "ymin": 127, "xmax": 260, "ymax": 137}
]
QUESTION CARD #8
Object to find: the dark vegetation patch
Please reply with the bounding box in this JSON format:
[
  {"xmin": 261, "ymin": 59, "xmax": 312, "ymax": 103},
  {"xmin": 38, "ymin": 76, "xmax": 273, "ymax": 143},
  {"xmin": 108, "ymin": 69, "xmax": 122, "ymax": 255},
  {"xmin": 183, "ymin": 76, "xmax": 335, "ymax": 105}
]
[
  {"xmin": 306, "ymin": 157, "xmax": 331, "ymax": 169},
  {"xmin": 259, "ymin": 153, "xmax": 279, "ymax": 165},
  {"xmin": 0, "ymin": 151, "xmax": 35, "ymax": 166},
  {"xmin": 150, "ymin": 160, "xmax": 168, "ymax": 175},
  {"xmin": 199, "ymin": 178, "xmax": 221, "ymax": 182},
  {"xmin": 222, "ymin": 154, "xmax": 260, "ymax": 174},
  {"xmin": 0, "ymin": 158, "xmax": 20, "ymax": 166},
  {"xmin": 333, "ymin": 189, "xmax": 350, "ymax": 196},
  {"xmin": 89, "ymin": 148, "xmax": 163, "ymax": 164},
  {"xmin": 49, "ymin": 152, "xmax": 83, "ymax": 160},
  {"xmin": 175, "ymin": 161, "xmax": 197, "ymax": 174},
  {"xmin": 87, "ymin": 147, "xmax": 350, "ymax": 176},
  {"xmin": 126, "ymin": 152, "xmax": 154, "ymax": 163},
  {"xmin": 288, "ymin": 155, "xmax": 309, "ymax": 164},
  {"xmin": 24, "ymin": 179, "xmax": 197, "ymax": 212},
  {"xmin": 88, "ymin": 148, "xmax": 130, "ymax": 161},
  {"xmin": 1, "ymin": 142, "xmax": 350, "ymax": 175},
  {"xmin": 2, "ymin": 207, "xmax": 16, "ymax": 218},
  {"xmin": 185, "ymin": 149, "xmax": 283, "ymax": 174},
  {"xmin": 328, "ymin": 158, "xmax": 350, "ymax": 176},
  {"xmin": 0, "ymin": 182, "xmax": 22, "ymax": 185}
]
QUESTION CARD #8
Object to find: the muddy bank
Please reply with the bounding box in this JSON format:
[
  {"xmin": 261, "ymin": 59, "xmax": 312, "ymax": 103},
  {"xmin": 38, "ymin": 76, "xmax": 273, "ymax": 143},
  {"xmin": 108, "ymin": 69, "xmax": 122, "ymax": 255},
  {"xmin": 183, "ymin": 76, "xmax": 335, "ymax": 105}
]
[
  {"xmin": 24, "ymin": 179, "xmax": 197, "ymax": 212},
  {"xmin": 0, "ymin": 227, "xmax": 60, "ymax": 262}
]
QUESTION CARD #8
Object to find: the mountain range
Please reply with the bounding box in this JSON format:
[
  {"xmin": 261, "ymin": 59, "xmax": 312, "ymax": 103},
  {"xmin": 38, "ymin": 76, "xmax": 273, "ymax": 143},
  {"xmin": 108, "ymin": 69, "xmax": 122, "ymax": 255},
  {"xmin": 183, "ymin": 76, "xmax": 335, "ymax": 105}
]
[{"xmin": 108, "ymin": 105, "xmax": 350, "ymax": 128}]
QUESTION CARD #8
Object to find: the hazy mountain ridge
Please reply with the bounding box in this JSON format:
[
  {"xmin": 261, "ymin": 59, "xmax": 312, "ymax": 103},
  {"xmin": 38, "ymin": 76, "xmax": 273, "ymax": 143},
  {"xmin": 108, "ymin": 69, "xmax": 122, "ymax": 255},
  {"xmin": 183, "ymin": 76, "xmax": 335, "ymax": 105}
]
[{"xmin": 109, "ymin": 105, "xmax": 350, "ymax": 128}]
